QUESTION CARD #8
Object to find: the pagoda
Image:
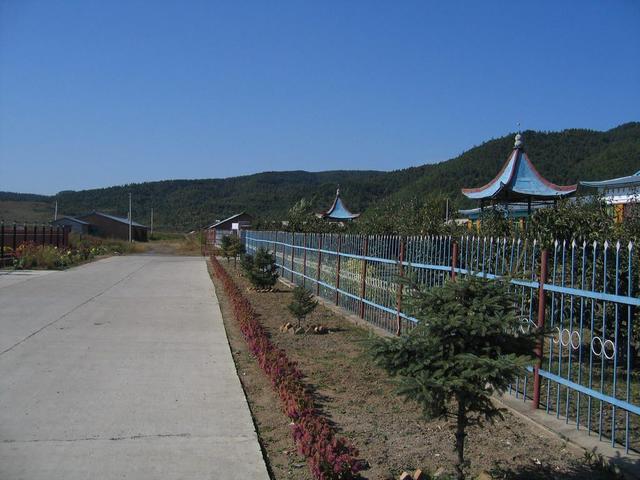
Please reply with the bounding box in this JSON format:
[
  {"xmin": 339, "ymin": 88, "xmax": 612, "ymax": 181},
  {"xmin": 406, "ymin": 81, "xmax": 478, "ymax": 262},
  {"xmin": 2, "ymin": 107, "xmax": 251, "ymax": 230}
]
[
  {"xmin": 317, "ymin": 188, "xmax": 360, "ymax": 221},
  {"xmin": 461, "ymin": 132, "xmax": 577, "ymax": 214}
]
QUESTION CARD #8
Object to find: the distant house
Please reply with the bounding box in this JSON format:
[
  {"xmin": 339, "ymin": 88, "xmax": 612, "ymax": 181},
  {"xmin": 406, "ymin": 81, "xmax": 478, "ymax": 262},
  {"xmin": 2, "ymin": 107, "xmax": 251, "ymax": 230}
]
[
  {"xmin": 206, "ymin": 212, "xmax": 253, "ymax": 246},
  {"xmin": 76, "ymin": 211, "xmax": 149, "ymax": 242},
  {"xmin": 52, "ymin": 216, "xmax": 90, "ymax": 235},
  {"xmin": 581, "ymin": 170, "xmax": 640, "ymax": 222}
]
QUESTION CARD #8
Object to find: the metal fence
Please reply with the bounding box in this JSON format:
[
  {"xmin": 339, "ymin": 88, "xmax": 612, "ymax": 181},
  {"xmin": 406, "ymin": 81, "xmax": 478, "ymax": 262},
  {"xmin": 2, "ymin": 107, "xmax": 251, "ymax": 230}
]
[
  {"xmin": 0, "ymin": 222, "xmax": 70, "ymax": 267},
  {"xmin": 245, "ymin": 230, "xmax": 640, "ymax": 454}
]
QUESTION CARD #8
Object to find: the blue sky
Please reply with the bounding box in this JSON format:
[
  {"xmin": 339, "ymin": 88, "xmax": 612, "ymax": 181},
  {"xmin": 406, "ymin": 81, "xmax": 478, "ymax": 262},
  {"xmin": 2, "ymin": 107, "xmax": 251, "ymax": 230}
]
[{"xmin": 1, "ymin": 0, "xmax": 638, "ymax": 195}]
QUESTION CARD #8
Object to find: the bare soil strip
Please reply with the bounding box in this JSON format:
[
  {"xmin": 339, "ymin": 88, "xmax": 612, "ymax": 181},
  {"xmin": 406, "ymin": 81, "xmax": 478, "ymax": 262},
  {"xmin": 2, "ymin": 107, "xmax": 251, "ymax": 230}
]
[{"xmin": 211, "ymin": 259, "xmax": 611, "ymax": 480}]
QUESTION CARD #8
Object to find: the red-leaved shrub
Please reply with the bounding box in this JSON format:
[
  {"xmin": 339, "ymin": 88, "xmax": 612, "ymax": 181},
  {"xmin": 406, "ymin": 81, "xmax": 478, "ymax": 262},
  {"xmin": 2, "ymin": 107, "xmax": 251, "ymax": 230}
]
[{"xmin": 211, "ymin": 256, "xmax": 363, "ymax": 479}]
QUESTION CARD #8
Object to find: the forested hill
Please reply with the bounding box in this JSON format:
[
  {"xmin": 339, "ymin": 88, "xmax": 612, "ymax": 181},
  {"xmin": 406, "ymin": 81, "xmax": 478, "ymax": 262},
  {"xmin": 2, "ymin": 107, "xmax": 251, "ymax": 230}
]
[{"xmin": 1, "ymin": 122, "xmax": 639, "ymax": 230}]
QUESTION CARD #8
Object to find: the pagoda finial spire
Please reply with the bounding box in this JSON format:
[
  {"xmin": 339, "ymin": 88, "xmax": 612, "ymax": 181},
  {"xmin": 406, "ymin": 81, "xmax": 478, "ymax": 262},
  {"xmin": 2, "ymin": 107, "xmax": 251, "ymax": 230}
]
[
  {"xmin": 514, "ymin": 123, "xmax": 523, "ymax": 149},
  {"xmin": 514, "ymin": 133, "xmax": 523, "ymax": 148}
]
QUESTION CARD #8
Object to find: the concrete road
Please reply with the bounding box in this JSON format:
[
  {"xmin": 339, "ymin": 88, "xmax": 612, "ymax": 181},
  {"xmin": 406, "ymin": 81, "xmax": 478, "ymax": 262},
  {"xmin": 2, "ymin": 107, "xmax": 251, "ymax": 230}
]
[{"xmin": 0, "ymin": 256, "xmax": 270, "ymax": 480}]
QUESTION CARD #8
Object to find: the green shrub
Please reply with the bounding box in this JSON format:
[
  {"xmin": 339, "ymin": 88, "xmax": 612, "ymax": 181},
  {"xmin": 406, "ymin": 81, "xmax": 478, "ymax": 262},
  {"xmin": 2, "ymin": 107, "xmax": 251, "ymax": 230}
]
[
  {"xmin": 245, "ymin": 248, "xmax": 279, "ymax": 289},
  {"xmin": 13, "ymin": 243, "xmax": 74, "ymax": 270},
  {"xmin": 221, "ymin": 235, "xmax": 245, "ymax": 265},
  {"xmin": 528, "ymin": 197, "xmax": 613, "ymax": 247},
  {"xmin": 240, "ymin": 253, "xmax": 254, "ymax": 274},
  {"xmin": 10, "ymin": 234, "xmax": 143, "ymax": 270},
  {"xmin": 287, "ymin": 286, "xmax": 318, "ymax": 327},
  {"xmin": 370, "ymin": 275, "xmax": 537, "ymax": 480}
]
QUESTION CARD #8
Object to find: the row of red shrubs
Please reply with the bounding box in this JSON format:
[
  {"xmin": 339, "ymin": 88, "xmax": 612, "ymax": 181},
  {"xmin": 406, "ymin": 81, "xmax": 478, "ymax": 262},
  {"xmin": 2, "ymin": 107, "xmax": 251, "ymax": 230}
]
[{"xmin": 210, "ymin": 256, "xmax": 363, "ymax": 479}]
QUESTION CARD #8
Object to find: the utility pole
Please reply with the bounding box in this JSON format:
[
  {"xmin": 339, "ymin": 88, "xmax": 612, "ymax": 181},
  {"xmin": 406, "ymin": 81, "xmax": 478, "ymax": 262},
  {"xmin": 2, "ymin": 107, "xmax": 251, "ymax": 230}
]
[{"xmin": 128, "ymin": 192, "xmax": 132, "ymax": 243}]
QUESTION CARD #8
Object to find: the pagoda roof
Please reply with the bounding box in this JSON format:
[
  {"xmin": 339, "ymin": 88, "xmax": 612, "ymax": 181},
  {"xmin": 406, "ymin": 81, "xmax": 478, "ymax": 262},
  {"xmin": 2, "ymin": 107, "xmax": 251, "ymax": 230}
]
[
  {"xmin": 318, "ymin": 188, "xmax": 360, "ymax": 220},
  {"xmin": 462, "ymin": 133, "xmax": 577, "ymax": 202},
  {"xmin": 580, "ymin": 170, "xmax": 640, "ymax": 189}
]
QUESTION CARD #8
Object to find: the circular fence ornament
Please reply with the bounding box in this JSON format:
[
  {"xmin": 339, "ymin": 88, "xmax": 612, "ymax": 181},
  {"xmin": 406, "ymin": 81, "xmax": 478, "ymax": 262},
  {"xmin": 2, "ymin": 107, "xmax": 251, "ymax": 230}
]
[
  {"xmin": 551, "ymin": 328, "xmax": 581, "ymax": 350},
  {"xmin": 591, "ymin": 336, "xmax": 616, "ymax": 360}
]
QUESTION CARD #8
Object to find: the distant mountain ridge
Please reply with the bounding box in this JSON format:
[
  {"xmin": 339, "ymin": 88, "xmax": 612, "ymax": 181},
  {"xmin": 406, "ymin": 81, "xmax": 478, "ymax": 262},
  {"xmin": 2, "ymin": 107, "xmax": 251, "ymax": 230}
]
[{"xmin": 1, "ymin": 122, "xmax": 639, "ymax": 230}]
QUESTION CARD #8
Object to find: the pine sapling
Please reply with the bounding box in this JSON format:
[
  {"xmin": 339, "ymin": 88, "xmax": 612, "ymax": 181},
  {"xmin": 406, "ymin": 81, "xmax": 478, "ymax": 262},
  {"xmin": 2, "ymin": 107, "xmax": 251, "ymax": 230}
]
[
  {"xmin": 287, "ymin": 285, "xmax": 318, "ymax": 328},
  {"xmin": 240, "ymin": 253, "xmax": 254, "ymax": 275},
  {"xmin": 370, "ymin": 275, "xmax": 537, "ymax": 480},
  {"xmin": 248, "ymin": 247, "xmax": 279, "ymax": 289},
  {"xmin": 220, "ymin": 235, "xmax": 233, "ymax": 263},
  {"xmin": 230, "ymin": 235, "xmax": 245, "ymax": 267}
]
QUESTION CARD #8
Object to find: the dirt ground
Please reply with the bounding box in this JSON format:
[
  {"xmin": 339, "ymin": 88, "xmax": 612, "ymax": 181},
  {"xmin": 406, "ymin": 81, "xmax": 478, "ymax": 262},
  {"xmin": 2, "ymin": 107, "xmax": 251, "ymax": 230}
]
[
  {"xmin": 211, "ymin": 260, "xmax": 614, "ymax": 480},
  {"xmin": 143, "ymin": 235, "xmax": 202, "ymax": 255}
]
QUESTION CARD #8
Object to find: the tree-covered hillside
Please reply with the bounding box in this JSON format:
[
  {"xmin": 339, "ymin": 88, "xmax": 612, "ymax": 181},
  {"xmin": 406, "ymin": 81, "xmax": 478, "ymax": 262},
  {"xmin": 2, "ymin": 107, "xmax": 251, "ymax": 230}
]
[
  {"xmin": 1, "ymin": 122, "xmax": 638, "ymax": 230},
  {"xmin": 387, "ymin": 122, "xmax": 640, "ymax": 207}
]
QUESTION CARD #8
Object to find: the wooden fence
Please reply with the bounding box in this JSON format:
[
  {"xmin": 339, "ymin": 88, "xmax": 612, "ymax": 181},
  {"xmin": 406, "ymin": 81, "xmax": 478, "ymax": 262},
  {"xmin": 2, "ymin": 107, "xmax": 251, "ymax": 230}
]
[{"xmin": 0, "ymin": 222, "xmax": 70, "ymax": 267}]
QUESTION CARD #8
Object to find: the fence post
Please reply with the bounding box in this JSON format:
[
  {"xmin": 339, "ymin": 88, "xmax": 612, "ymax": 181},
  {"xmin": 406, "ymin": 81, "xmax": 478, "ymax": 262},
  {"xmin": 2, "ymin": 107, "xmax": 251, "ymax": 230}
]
[
  {"xmin": 335, "ymin": 234, "xmax": 342, "ymax": 305},
  {"xmin": 56, "ymin": 226, "xmax": 60, "ymax": 248},
  {"xmin": 359, "ymin": 236, "xmax": 369, "ymax": 318},
  {"xmin": 302, "ymin": 233, "xmax": 307, "ymax": 288},
  {"xmin": 273, "ymin": 231, "xmax": 278, "ymax": 272},
  {"xmin": 41, "ymin": 225, "xmax": 46, "ymax": 247},
  {"xmin": 316, "ymin": 234, "xmax": 323, "ymax": 296},
  {"xmin": 12, "ymin": 223, "xmax": 17, "ymax": 252},
  {"xmin": 291, "ymin": 232, "xmax": 295, "ymax": 282},
  {"xmin": 63, "ymin": 226, "xmax": 69, "ymax": 247},
  {"xmin": 0, "ymin": 222, "xmax": 4, "ymax": 264},
  {"xmin": 49, "ymin": 225, "xmax": 53, "ymax": 246},
  {"xmin": 451, "ymin": 240, "xmax": 458, "ymax": 281},
  {"xmin": 532, "ymin": 248, "xmax": 549, "ymax": 410},
  {"xmin": 395, "ymin": 237, "xmax": 405, "ymax": 336}
]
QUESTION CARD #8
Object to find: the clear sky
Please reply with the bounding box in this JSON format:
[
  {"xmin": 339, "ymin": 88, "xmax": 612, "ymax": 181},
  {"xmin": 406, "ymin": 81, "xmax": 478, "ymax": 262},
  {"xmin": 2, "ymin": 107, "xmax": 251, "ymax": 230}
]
[{"xmin": 1, "ymin": 0, "xmax": 638, "ymax": 195}]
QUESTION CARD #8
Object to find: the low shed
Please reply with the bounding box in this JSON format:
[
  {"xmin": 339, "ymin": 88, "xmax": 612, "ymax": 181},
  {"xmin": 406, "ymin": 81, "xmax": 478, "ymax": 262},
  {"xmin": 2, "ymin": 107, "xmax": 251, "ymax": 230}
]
[
  {"xmin": 52, "ymin": 216, "xmax": 90, "ymax": 235},
  {"xmin": 77, "ymin": 211, "xmax": 149, "ymax": 242},
  {"xmin": 206, "ymin": 212, "xmax": 253, "ymax": 246}
]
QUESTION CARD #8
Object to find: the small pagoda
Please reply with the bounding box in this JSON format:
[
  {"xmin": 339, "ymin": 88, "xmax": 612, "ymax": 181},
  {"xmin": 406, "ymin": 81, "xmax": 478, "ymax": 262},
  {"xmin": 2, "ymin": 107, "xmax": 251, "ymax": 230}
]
[
  {"xmin": 461, "ymin": 132, "xmax": 577, "ymax": 214},
  {"xmin": 317, "ymin": 187, "xmax": 360, "ymax": 221}
]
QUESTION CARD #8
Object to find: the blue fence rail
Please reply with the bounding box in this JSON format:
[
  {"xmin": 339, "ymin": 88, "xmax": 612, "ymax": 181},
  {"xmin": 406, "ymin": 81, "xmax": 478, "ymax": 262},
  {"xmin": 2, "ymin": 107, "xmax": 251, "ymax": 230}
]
[{"xmin": 244, "ymin": 230, "xmax": 640, "ymax": 454}]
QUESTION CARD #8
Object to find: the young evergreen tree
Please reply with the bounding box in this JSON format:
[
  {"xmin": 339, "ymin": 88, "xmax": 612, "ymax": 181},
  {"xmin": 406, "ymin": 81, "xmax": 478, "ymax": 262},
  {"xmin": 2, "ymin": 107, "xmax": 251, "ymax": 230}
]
[
  {"xmin": 370, "ymin": 275, "xmax": 537, "ymax": 480},
  {"xmin": 230, "ymin": 235, "xmax": 245, "ymax": 267},
  {"xmin": 287, "ymin": 286, "xmax": 318, "ymax": 328},
  {"xmin": 220, "ymin": 235, "xmax": 233, "ymax": 262},
  {"xmin": 240, "ymin": 253, "xmax": 254, "ymax": 275},
  {"xmin": 220, "ymin": 235, "xmax": 245, "ymax": 266},
  {"xmin": 247, "ymin": 247, "xmax": 279, "ymax": 289}
]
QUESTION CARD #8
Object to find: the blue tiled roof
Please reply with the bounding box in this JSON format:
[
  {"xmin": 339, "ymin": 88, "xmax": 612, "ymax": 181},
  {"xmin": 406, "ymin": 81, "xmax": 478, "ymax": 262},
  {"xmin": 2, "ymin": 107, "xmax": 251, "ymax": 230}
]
[
  {"xmin": 319, "ymin": 190, "xmax": 360, "ymax": 220},
  {"xmin": 580, "ymin": 171, "xmax": 640, "ymax": 188},
  {"xmin": 462, "ymin": 138, "xmax": 577, "ymax": 201}
]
